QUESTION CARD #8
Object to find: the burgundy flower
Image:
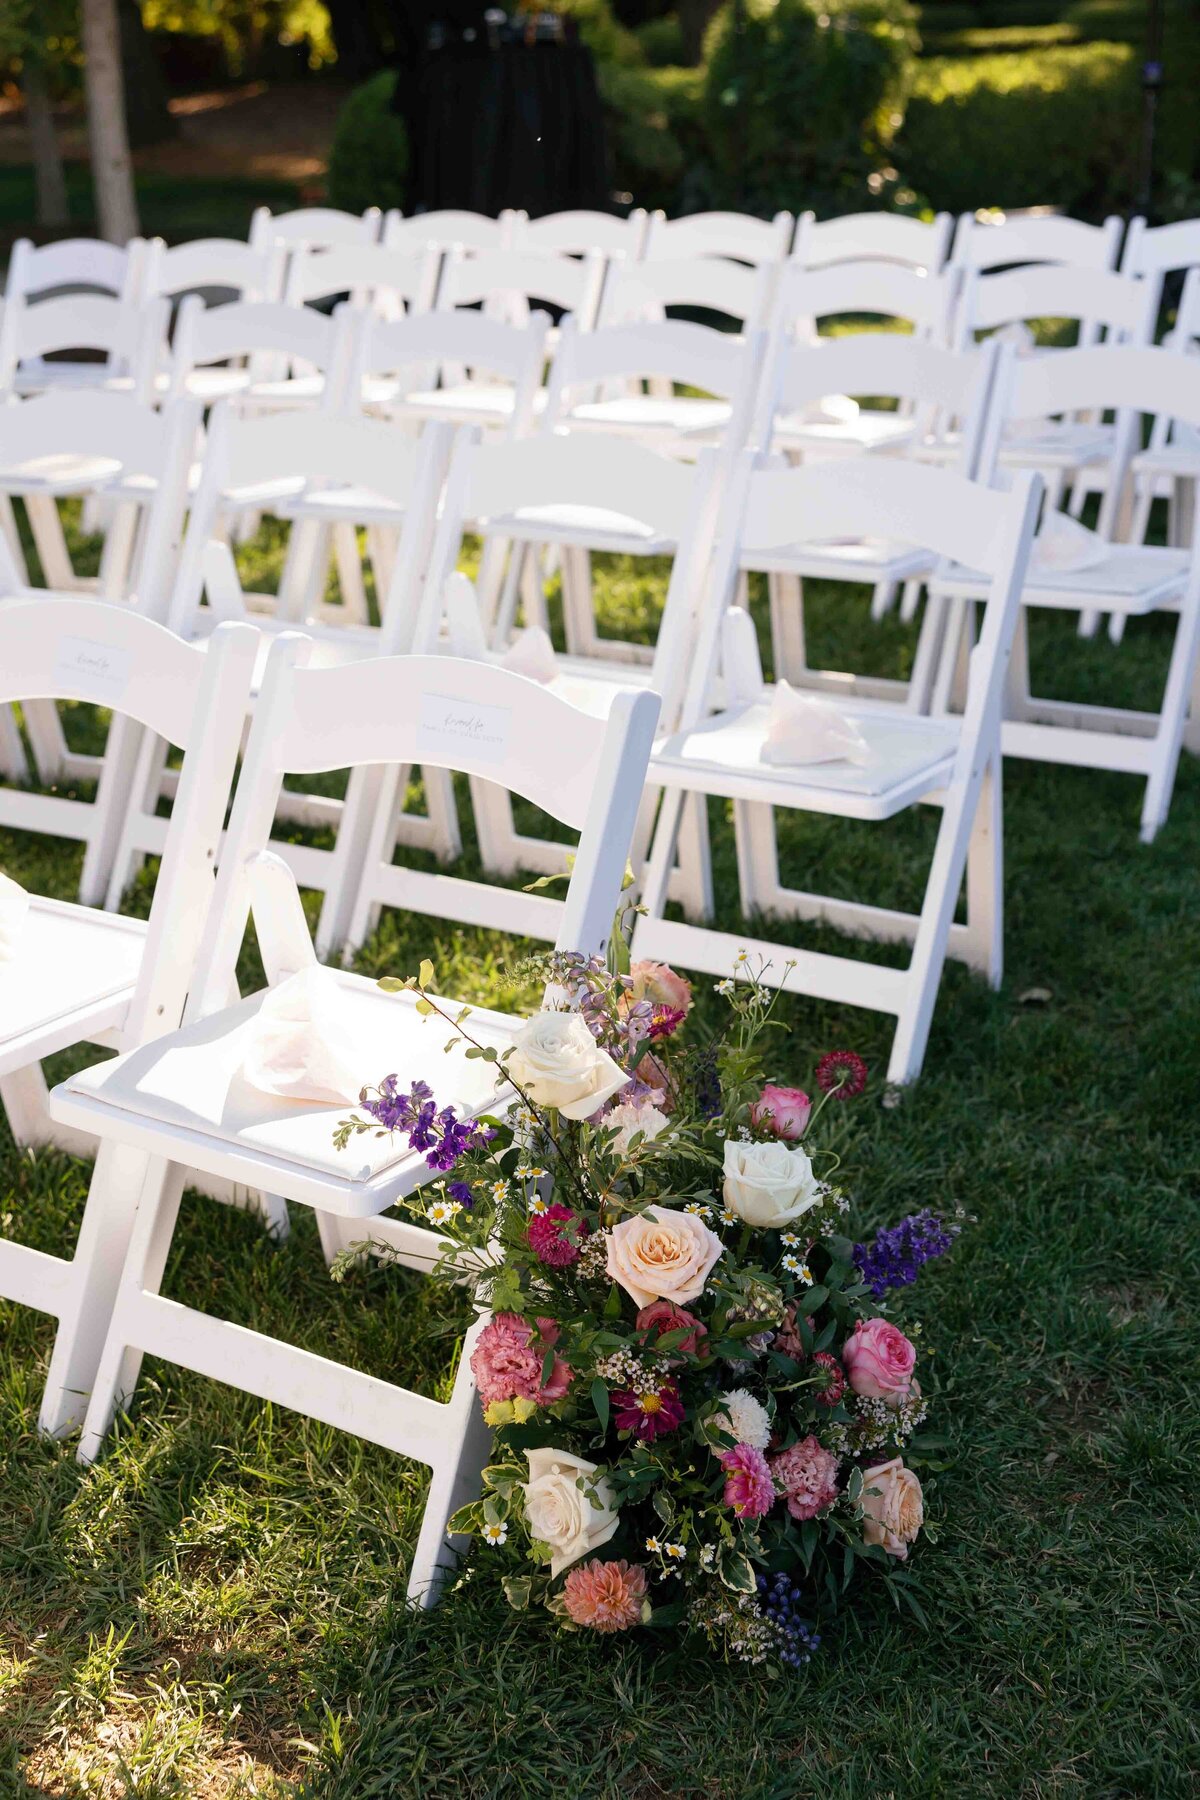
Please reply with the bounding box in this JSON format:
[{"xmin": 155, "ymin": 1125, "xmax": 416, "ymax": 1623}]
[
  {"xmin": 815, "ymin": 1050, "xmax": 868, "ymax": 1100},
  {"xmin": 635, "ymin": 1300, "xmax": 709, "ymax": 1362},
  {"xmin": 528, "ymin": 1204, "xmax": 588, "ymax": 1268},
  {"xmin": 648, "ymin": 1004, "xmax": 687, "ymax": 1041},
  {"xmin": 612, "ymin": 1380, "xmax": 685, "ymax": 1441},
  {"xmin": 811, "ymin": 1351, "xmax": 845, "ymax": 1407}
]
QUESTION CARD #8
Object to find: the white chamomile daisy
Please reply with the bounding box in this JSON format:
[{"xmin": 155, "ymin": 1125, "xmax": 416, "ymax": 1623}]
[
  {"xmin": 781, "ymin": 1231, "xmax": 803, "ymax": 1247},
  {"xmin": 528, "ymin": 1194, "xmax": 549, "ymax": 1216},
  {"xmin": 665, "ymin": 1543, "xmax": 687, "ymax": 1560},
  {"xmin": 796, "ymin": 1263, "xmax": 815, "ymax": 1286},
  {"xmin": 426, "ymin": 1199, "xmax": 461, "ymax": 1226},
  {"xmin": 714, "ymin": 979, "xmax": 735, "ymax": 997},
  {"xmin": 482, "ymin": 1522, "xmax": 508, "ymax": 1546},
  {"xmin": 685, "ymin": 1203, "xmax": 713, "ymax": 1220},
  {"xmin": 645, "ymin": 1536, "xmax": 662, "ymax": 1554},
  {"xmin": 490, "ymin": 1179, "xmax": 510, "ymax": 1204},
  {"xmin": 781, "ymin": 1253, "xmax": 804, "ymax": 1275}
]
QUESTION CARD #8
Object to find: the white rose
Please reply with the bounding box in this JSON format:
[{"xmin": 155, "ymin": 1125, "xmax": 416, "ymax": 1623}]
[
  {"xmin": 606, "ymin": 1205, "xmax": 724, "ymax": 1309},
  {"xmin": 604, "ymin": 1098, "xmax": 670, "ymax": 1156},
  {"xmin": 522, "ymin": 1446, "xmax": 620, "ymax": 1577},
  {"xmin": 722, "ymin": 1137, "xmax": 823, "ymax": 1230},
  {"xmin": 507, "ymin": 1011, "xmax": 629, "ymax": 1121}
]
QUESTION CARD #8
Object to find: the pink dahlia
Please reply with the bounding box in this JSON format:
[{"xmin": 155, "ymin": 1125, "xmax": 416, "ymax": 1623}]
[
  {"xmin": 561, "ymin": 1559, "xmax": 648, "ymax": 1632},
  {"xmin": 770, "ymin": 1435, "xmax": 841, "ymax": 1521},
  {"xmin": 720, "ymin": 1442, "xmax": 776, "ymax": 1519},
  {"xmin": 612, "ymin": 1380, "xmax": 686, "ymax": 1442},
  {"xmin": 815, "ymin": 1050, "xmax": 868, "ymax": 1099},
  {"xmin": 528, "ymin": 1204, "xmax": 588, "ymax": 1268},
  {"xmin": 636, "ymin": 1300, "xmax": 709, "ymax": 1362},
  {"xmin": 470, "ymin": 1312, "xmax": 572, "ymax": 1406}
]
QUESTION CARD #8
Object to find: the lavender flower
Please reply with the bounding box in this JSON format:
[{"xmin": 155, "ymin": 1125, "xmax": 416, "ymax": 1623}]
[
  {"xmin": 362, "ymin": 1077, "xmax": 493, "ymax": 1187},
  {"xmin": 853, "ymin": 1208, "xmax": 960, "ymax": 1298}
]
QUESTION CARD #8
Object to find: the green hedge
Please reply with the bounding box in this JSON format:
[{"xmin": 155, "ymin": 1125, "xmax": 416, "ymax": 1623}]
[
  {"xmin": 326, "ymin": 70, "xmax": 409, "ymax": 215},
  {"xmin": 898, "ymin": 42, "xmax": 1138, "ymax": 217}
]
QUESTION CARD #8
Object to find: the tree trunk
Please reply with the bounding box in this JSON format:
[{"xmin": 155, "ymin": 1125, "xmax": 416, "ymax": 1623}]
[
  {"xmin": 117, "ymin": 0, "xmax": 176, "ymax": 149},
  {"xmin": 679, "ymin": 0, "xmax": 721, "ymax": 65},
  {"xmin": 23, "ymin": 61, "xmax": 70, "ymax": 230},
  {"xmin": 81, "ymin": 0, "xmax": 139, "ymax": 242}
]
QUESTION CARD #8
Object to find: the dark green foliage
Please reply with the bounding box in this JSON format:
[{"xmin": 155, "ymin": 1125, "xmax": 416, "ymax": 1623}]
[{"xmin": 326, "ymin": 70, "xmax": 409, "ymax": 216}]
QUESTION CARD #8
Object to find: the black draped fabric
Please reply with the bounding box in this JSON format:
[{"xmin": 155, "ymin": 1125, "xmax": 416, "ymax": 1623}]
[{"xmin": 388, "ymin": 8, "xmax": 610, "ymax": 217}]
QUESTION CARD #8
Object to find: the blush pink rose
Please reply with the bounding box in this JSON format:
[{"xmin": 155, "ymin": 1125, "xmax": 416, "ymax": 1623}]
[
  {"xmin": 750, "ymin": 1084, "xmax": 812, "ymax": 1140},
  {"xmin": 471, "ymin": 1312, "xmax": 572, "ymax": 1405},
  {"xmin": 635, "ymin": 1300, "xmax": 709, "ymax": 1361},
  {"xmin": 842, "ymin": 1318, "xmax": 916, "ymax": 1406},
  {"xmin": 626, "ymin": 960, "xmax": 693, "ymax": 1018}
]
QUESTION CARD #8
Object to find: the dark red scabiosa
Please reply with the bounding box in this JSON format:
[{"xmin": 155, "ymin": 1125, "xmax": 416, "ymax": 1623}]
[
  {"xmin": 528, "ymin": 1204, "xmax": 588, "ymax": 1268},
  {"xmin": 612, "ymin": 1380, "xmax": 686, "ymax": 1441},
  {"xmin": 815, "ymin": 1050, "xmax": 868, "ymax": 1100},
  {"xmin": 810, "ymin": 1351, "xmax": 845, "ymax": 1407}
]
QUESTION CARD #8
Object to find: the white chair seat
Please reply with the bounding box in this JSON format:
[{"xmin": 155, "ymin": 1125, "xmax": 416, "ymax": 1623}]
[
  {"xmin": 650, "ymin": 696, "xmax": 958, "ymax": 821},
  {"xmin": 479, "ymin": 501, "xmax": 674, "ymax": 556},
  {"xmin": 0, "ymin": 450, "xmax": 126, "ymax": 494},
  {"xmin": 747, "ymin": 537, "xmax": 932, "ymax": 585},
  {"xmin": 187, "ymin": 612, "xmax": 383, "ymax": 688},
  {"xmin": 771, "ymin": 410, "xmax": 916, "ymax": 457},
  {"xmin": 568, "ymin": 395, "xmax": 732, "ymax": 439},
  {"xmin": 1132, "ymin": 443, "xmax": 1200, "ymax": 480},
  {"xmin": 275, "ymin": 483, "xmax": 409, "ymax": 529},
  {"xmin": 373, "ymin": 382, "xmax": 544, "ymax": 427},
  {"xmin": 933, "ymin": 543, "xmax": 1189, "ymax": 613},
  {"xmin": 14, "ymin": 361, "xmax": 135, "ymax": 397},
  {"xmin": 0, "ymin": 896, "xmax": 146, "ymax": 1076},
  {"xmin": 51, "ymin": 972, "xmax": 517, "ymax": 1215}
]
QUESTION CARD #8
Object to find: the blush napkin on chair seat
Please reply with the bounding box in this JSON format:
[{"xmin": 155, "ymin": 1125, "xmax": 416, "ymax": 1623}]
[
  {"xmin": 760, "ymin": 682, "xmax": 871, "ymax": 767},
  {"xmin": 241, "ymin": 966, "xmax": 366, "ymax": 1106},
  {"xmin": 1029, "ymin": 511, "xmax": 1109, "ymax": 574},
  {"xmin": 501, "ymin": 626, "xmax": 560, "ymax": 685},
  {"xmin": 0, "ymin": 869, "xmax": 29, "ymax": 962}
]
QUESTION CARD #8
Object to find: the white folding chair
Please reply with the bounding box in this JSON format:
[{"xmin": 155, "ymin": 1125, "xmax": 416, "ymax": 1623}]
[
  {"xmin": 107, "ymin": 405, "xmax": 458, "ymax": 931},
  {"xmin": 951, "ymin": 210, "xmax": 1123, "ymax": 275},
  {"xmin": 350, "ymin": 306, "xmax": 550, "ymax": 437},
  {"xmin": 0, "ymin": 601, "xmax": 261, "ymax": 1429},
  {"xmin": 138, "ymin": 236, "xmax": 285, "ymax": 308},
  {"xmin": 282, "ymin": 241, "xmax": 442, "ymax": 320},
  {"xmin": 751, "ymin": 335, "xmax": 1000, "ymax": 688},
  {"xmin": 165, "ymin": 296, "xmax": 359, "ymax": 410},
  {"xmin": 0, "ymin": 290, "xmax": 166, "ymax": 402},
  {"xmin": 506, "ymin": 207, "xmax": 649, "ymax": 259},
  {"xmin": 381, "ymin": 209, "xmax": 513, "ymax": 254},
  {"xmin": 50, "ymin": 644, "xmax": 659, "ymax": 1608},
  {"xmin": 250, "ymin": 204, "xmax": 382, "ymax": 254},
  {"xmin": 438, "ymin": 244, "xmax": 607, "ymax": 334},
  {"xmin": 542, "ymin": 315, "xmax": 766, "ymax": 459},
  {"xmin": 642, "ymin": 209, "xmax": 794, "ymax": 264},
  {"xmin": 932, "ymin": 345, "xmax": 1200, "ymax": 841},
  {"xmin": 1125, "ymin": 268, "xmax": 1200, "ymax": 555},
  {"xmin": 5, "ymin": 235, "xmax": 144, "ymax": 307},
  {"xmin": 792, "ymin": 210, "xmax": 954, "ymax": 274},
  {"xmin": 599, "ymin": 255, "xmax": 775, "ymax": 335},
  {"xmin": 635, "ymin": 454, "xmax": 1042, "ymax": 1085}
]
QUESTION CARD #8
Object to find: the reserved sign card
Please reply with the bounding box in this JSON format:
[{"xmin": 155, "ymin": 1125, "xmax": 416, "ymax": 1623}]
[
  {"xmin": 53, "ymin": 636, "xmax": 132, "ymax": 703},
  {"xmin": 417, "ymin": 692, "xmax": 513, "ymax": 766}
]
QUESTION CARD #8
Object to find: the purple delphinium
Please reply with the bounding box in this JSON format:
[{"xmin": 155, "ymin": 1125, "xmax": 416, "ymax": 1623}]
[
  {"xmin": 853, "ymin": 1208, "xmax": 960, "ymax": 1298},
  {"xmin": 362, "ymin": 1076, "xmax": 493, "ymax": 1189}
]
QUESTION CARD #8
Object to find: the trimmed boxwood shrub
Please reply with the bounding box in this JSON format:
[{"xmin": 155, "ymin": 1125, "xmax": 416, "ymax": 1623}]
[
  {"xmin": 326, "ymin": 70, "xmax": 409, "ymax": 215},
  {"xmin": 897, "ymin": 43, "xmax": 1138, "ymax": 216}
]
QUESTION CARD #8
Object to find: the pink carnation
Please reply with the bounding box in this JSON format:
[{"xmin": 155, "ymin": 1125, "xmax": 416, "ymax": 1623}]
[
  {"xmin": 561, "ymin": 1559, "xmax": 648, "ymax": 1632},
  {"xmin": 470, "ymin": 1312, "xmax": 572, "ymax": 1406},
  {"xmin": 720, "ymin": 1442, "xmax": 776, "ymax": 1519},
  {"xmin": 750, "ymin": 1083, "xmax": 812, "ymax": 1140},
  {"xmin": 636, "ymin": 1300, "xmax": 709, "ymax": 1362},
  {"xmin": 770, "ymin": 1435, "xmax": 841, "ymax": 1521},
  {"xmin": 528, "ymin": 1204, "xmax": 588, "ymax": 1268}
]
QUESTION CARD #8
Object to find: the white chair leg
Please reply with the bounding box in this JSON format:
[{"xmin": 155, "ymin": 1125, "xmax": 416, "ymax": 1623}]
[
  {"xmin": 768, "ymin": 570, "xmax": 807, "ymax": 685},
  {"xmin": 962, "ymin": 755, "xmax": 1003, "ymax": 987},
  {"xmin": 0, "ymin": 701, "xmax": 29, "ymax": 781},
  {"xmin": 733, "ymin": 799, "xmax": 780, "ymax": 920},
  {"xmin": 38, "ymin": 1142, "xmax": 159, "ymax": 1437},
  {"xmin": 1139, "ymin": 593, "xmax": 1200, "ymax": 843},
  {"xmin": 82, "ymin": 715, "xmax": 151, "ymax": 909},
  {"xmin": 279, "ymin": 516, "xmax": 330, "ymax": 620},
  {"xmin": 332, "ymin": 521, "xmax": 369, "ymax": 624},
  {"xmin": 1, "ymin": 1062, "xmax": 97, "ymax": 1158},
  {"xmin": 899, "ymin": 578, "xmax": 924, "ymax": 626},
  {"xmin": 314, "ymin": 763, "xmax": 388, "ymax": 962},
  {"xmin": 25, "ymin": 493, "xmax": 79, "ymax": 589},
  {"xmin": 20, "ymin": 698, "xmax": 71, "ymax": 786},
  {"xmin": 406, "ymin": 1310, "xmax": 493, "ymax": 1607},
  {"xmin": 76, "ymin": 1158, "xmax": 186, "ymax": 1462}
]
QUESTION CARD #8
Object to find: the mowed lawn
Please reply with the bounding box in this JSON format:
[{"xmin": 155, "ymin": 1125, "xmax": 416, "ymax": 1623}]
[{"xmin": 1, "ymin": 510, "xmax": 1198, "ymax": 1798}]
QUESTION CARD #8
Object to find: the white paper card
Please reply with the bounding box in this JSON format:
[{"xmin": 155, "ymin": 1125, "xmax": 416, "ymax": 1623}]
[
  {"xmin": 53, "ymin": 636, "xmax": 132, "ymax": 703},
  {"xmin": 417, "ymin": 692, "xmax": 512, "ymax": 766}
]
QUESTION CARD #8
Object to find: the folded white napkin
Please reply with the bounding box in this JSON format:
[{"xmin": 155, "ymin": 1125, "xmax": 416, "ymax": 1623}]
[
  {"xmin": 500, "ymin": 625, "xmax": 559, "ymax": 685},
  {"xmin": 1030, "ymin": 511, "xmax": 1109, "ymax": 574},
  {"xmin": 760, "ymin": 682, "xmax": 871, "ymax": 767},
  {"xmin": 0, "ymin": 869, "xmax": 29, "ymax": 963},
  {"xmin": 241, "ymin": 966, "xmax": 364, "ymax": 1106}
]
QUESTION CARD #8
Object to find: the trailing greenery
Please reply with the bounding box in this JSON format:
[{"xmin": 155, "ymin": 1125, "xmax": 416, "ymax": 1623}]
[
  {"xmin": 2, "ymin": 501, "xmax": 1198, "ymax": 1792},
  {"xmin": 326, "ymin": 69, "xmax": 409, "ymax": 217}
]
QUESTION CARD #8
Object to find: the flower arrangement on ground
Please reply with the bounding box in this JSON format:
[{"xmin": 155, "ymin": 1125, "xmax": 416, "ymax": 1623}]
[{"xmin": 334, "ymin": 943, "xmax": 959, "ymax": 1669}]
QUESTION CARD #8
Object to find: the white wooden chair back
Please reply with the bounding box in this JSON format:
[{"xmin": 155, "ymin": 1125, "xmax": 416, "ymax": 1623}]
[
  {"xmin": 599, "ymin": 256, "xmax": 775, "ymax": 333},
  {"xmin": 436, "ymin": 245, "xmax": 606, "ymax": 329},
  {"xmin": 165, "ymin": 296, "xmax": 358, "ymax": 405},
  {"xmin": 953, "ymin": 263, "xmax": 1157, "ymax": 351},
  {"xmin": 1119, "ymin": 216, "xmax": 1200, "ymax": 337},
  {"xmin": 792, "ymin": 210, "xmax": 953, "ymax": 273},
  {"xmin": 642, "ymin": 209, "xmax": 793, "ymax": 264},
  {"xmin": 506, "ymin": 207, "xmax": 649, "ymax": 258},
  {"xmin": 0, "ymin": 292, "xmax": 168, "ymax": 401},
  {"xmin": 0, "ymin": 599, "xmax": 258, "ymax": 1041},
  {"xmin": 542, "ymin": 316, "xmax": 766, "ymax": 451},
  {"xmin": 191, "ymin": 642, "xmax": 661, "ymax": 1012},
  {"xmin": 250, "ymin": 205, "xmax": 382, "ymax": 252},
  {"xmin": 283, "ymin": 242, "xmax": 442, "ymax": 317},
  {"xmin": 951, "ymin": 210, "xmax": 1122, "ymax": 273},
  {"xmin": 754, "ymin": 334, "xmax": 997, "ymax": 471},
  {"xmin": 771, "ymin": 260, "xmax": 955, "ymax": 345},
  {"xmin": 138, "ymin": 236, "xmax": 284, "ymax": 306},
  {"xmin": 352, "ymin": 308, "xmax": 549, "ymax": 434},
  {"xmin": 382, "ymin": 209, "xmax": 512, "ymax": 253},
  {"xmin": 6, "ymin": 236, "xmax": 142, "ymax": 302}
]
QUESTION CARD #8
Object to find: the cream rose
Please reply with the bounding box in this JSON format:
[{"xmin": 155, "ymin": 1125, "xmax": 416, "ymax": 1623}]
[
  {"xmin": 522, "ymin": 1446, "xmax": 620, "ymax": 1577},
  {"xmin": 722, "ymin": 1137, "xmax": 823, "ymax": 1230},
  {"xmin": 860, "ymin": 1457, "xmax": 923, "ymax": 1560},
  {"xmin": 507, "ymin": 1011, "xmax": 629, "ymax": 1121},
  {"xmin": 606, "ymin": 1206, "xmax": 723, "ymax": 1309}
]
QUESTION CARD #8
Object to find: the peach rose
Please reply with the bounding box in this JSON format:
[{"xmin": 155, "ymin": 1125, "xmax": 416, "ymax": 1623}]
[
  {"xmin": 842, "ymin": 1318, "xmax": 916, "ymax": 1406},
  {"xmin": 626, "ymin": 960, "xmax": 693, "ymax": 1017},
  {"xmin": 606, "ymin": 1206, "xmax": 724, "ymax": 1309},
  {"xmin": 860, "ymin": 1457, "xmax": 923, "ymax": 1559}
]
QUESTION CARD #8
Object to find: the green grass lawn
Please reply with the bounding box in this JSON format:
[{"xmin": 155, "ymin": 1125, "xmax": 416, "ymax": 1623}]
[
  {"xmin": 1, "ymin": 511, "xmax": 1199, "ymax": 1797},
  {"xmin": 0, "ymin": 167, "xmax": 301, "ymax": 251}
]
